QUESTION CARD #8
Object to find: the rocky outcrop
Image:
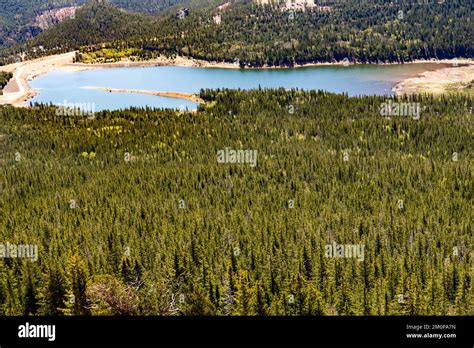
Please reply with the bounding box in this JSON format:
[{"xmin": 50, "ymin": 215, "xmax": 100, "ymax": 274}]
[{"xmin": 34, "ymin": 6, "xmax": 80, "ymax": 31}]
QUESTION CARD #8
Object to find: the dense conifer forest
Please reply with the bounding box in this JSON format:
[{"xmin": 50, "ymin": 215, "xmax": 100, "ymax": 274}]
[
  {"xmin": 0, "ymin": 90, "xmax": 472, "ymax": 315},
  {"xmin": 0, "ymin": 0, "xmax": 196, "ymax": 49},
  {"xmin": 1, "ymin": 0, "xmax": 472, "ymax": 66},
  {"xmin": 144, "ymin": 0, "xmax": 473, "ymax": 66}
]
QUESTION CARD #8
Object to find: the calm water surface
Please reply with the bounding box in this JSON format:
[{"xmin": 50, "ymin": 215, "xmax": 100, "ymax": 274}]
[{"xmin": 27, "ymin": 63, "xmax": 442, "ymax": 110}]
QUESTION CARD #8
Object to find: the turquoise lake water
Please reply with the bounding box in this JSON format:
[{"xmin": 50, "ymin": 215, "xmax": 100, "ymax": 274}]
[{"xmin": 27, "ymin": 63, "xmax": 441, "ymax": 110}]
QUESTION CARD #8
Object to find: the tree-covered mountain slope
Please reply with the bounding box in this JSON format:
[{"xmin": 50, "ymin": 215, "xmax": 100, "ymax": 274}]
[
  {"xmin": 31, "ymin": 3, "xmax": 154, "ymax": 50},
  {"xmin": 6, "ymin": 0, "xmax": 472, "ymax": 67},
  {"xmin": 149, "ymin": 0, "xmax": 473, "ymax": 65},
  {"xmin": 0, "ymin": 0, "xmax": 200, "ymax": 49}
]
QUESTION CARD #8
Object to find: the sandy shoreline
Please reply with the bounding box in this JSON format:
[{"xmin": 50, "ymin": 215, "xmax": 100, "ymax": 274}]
[
  {"xmin": 0, "ymin": 52, "xmax": 472, "ymax": 107},
  {"xmin": 73, "ymin": 56, "xmax": 474, "ymax": 70},
  {"xmin": 0, "ymin": 52, "xmax": 93, "ymax": 107},
  {"xmin": 81, "ymin": 86, "xmax": 204, "ymax": 104},
  {"xmin": 393, "ymin": 62, "xmax": 474, "ymax": 95}
]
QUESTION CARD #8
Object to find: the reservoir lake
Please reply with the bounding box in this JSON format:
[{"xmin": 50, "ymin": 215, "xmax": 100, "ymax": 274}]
[{"xmin": 27, "ymin": 63, "xmax": 444, "ymax": 110}]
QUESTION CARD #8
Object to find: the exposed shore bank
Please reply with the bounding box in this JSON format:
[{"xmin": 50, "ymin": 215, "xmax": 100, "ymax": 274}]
[
  {"xmin": 0, "ymin": 52, "xmax": 93, "ymax": 107},
  {"xmin": 393, "ymin": 62, "xmax": 474, "ymax": 95},
  {"xmin": 81, "ymin": 86, "xmax": 204, "ymax": 104}
]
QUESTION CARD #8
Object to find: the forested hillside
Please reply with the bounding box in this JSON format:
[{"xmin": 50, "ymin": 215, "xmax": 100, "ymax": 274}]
[
  {"xmin": 112, "ymin": 0, "xmax": 219, "ymax": 13},
  {"xmin": 0, "ymin": 0, "xmax": 197, "ymax": 50},
  {"xmin": 30, "ymin": 4, "xmax": 153, "ymax": 53},
  {"xmin": 0, "ymin": 0, "xmax": 78, "ymax": 48},
  {"xmin": 152, "ymin": 0, "xmax": 473, "ymax": 65},
  {"xmin": 0, "ymin": 90, "xmax": 472, "ymax": 315},
  {"xmin": 7, "ymin": 0, "xmax": 471, "ymax": 67}
]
